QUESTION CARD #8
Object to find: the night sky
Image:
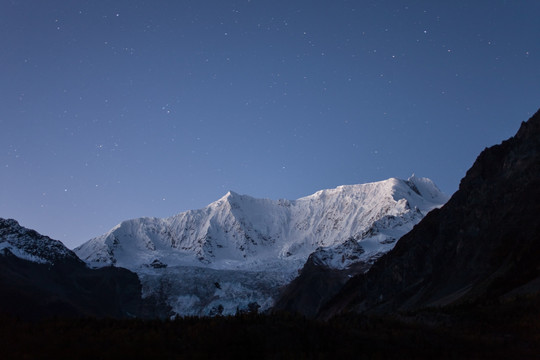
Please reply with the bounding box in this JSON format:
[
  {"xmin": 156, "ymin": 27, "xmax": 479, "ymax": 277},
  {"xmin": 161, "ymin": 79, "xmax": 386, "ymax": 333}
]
[{"xmin": 2, "ymin": 1, "xmax": 539, "ymax": 248}]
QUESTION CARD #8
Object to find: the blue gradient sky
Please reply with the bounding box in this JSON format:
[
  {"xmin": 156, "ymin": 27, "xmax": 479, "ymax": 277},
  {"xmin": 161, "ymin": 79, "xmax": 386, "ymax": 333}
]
[{"xmin": 2, "ymin": 1, "xmax": 539, "ymax": 248}]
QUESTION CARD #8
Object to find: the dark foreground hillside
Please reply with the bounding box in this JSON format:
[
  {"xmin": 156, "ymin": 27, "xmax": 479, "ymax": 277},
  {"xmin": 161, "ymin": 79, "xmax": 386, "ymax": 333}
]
[
  {"xmin": 2, "ymin": 295, "xmax": 540, "ymax": 360},
  {"xmin": 0, "ymin": 218, "xmax": 145, "ymax": 320},
  {"xmin": 319, "ymin": 108, "xmax": 540, "ymax": 318}
]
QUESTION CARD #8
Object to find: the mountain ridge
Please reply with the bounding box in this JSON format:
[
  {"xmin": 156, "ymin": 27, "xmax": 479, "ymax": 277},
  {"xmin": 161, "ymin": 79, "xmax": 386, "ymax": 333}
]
[
  {"xmin": 74, "ymin": 175, "xmax": 447, "ymax": 316},
  {"xmin": 75, "ymin": 175, "xmax": 447, "ymax": 271},
  {"xmin": 0, "ymin": 218, "xmax": 82, "ymax": 265}
]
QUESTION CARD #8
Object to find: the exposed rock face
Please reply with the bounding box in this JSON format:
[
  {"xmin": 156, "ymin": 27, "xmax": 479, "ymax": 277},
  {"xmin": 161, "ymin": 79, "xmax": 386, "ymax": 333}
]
[
  {"xmin": 0, "ymin": 219, "xmax": 143, "ymax": 319},
  {"xmin": 0, "ymin": 218, "xmax": 82, "ymax": 265},
  {"xmin": 320, "ymin": 109, "xmax": 540, "ymax": 318}
]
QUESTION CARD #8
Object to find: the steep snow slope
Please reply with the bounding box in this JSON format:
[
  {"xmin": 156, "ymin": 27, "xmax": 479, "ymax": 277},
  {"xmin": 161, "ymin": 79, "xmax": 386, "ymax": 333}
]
[
  {"xmin": 75, "ymin": 175, "xmax": 447, "ymax": 316},
  {"xmin": 76, "ymin": 175, "xmax": 446, "ymax": 270}
]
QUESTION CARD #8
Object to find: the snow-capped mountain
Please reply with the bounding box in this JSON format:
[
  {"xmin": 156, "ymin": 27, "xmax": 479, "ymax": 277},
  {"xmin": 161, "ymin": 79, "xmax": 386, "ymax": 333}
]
[
  {"xmin": 76, "ymin": 175, "xmax": 446, "ymax": 270},
  {"xmin": 75, "ymin": 175, "xmax": 447, "ymax": 317},
  {"xmin": 0, "ymin": 218, "xmax": 81, "ymax": 265}
]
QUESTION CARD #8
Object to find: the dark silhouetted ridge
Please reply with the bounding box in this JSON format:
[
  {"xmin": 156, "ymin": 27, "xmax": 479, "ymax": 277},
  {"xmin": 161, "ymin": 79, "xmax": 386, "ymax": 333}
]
[{"xmin": 320, "ymin": 109, "xmax": 540, "ymax": 318}]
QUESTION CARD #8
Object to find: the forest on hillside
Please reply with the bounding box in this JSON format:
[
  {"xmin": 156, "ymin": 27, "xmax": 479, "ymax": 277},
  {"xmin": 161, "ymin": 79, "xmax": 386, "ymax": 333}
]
[{"xmin": 2, "ymin": 295, "xmax": 539, "ymax": 359}]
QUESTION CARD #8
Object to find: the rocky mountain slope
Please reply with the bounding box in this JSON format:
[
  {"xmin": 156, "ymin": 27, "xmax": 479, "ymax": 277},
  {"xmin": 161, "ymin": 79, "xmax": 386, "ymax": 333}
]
[
  {"xmin": 0, "ymin": 218, "xmax": 80, "ymax": 265},
  {"xmin": 0, "ymin": 218, "xmax": 143, "ymax": 319},
  {"xmin": 319, "ymin": 109, "xmax": 540, "ymax": 319},
  {"xmin": 75, "ymin": 176, "xmax": 447, "ymax": 317}
]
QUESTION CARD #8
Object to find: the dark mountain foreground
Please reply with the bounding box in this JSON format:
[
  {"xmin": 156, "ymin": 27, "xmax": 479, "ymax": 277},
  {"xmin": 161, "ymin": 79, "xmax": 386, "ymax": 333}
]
[
  {"xmin": 319, "ymin": 108, "xmax": 540, "ymax": 318},
  {"xmin": 0, "ymin": 250, "xmax": 143, "ymax": 320},
  {"xmin": 0, "ymin": 218, "xmax": 143, "ymax": 320}
]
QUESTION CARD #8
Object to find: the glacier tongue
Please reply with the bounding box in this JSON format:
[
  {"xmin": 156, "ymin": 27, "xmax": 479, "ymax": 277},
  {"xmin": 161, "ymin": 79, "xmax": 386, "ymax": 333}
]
[
  {"xmin": 75, "ymin": 176, "xmax": 448, "ymax": 317},
  {"xmin": 139, "ymin": 265, "xmax": 299, "ymax": 317}
]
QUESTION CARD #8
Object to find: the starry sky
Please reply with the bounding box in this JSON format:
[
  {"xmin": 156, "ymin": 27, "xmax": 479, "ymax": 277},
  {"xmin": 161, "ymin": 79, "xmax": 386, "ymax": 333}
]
[{"xmin": 2, "ymin": 1, "xmax": 539, "ymax": 248}]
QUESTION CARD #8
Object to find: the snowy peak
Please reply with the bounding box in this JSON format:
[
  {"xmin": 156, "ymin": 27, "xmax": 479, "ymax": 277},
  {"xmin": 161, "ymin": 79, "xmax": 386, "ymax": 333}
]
[
  {"xmin": 75, "ymin": 176, "xmax": 447, "ymax": 271},
  {"xmin": 405, "ymin": 174, "xmax": 448, "ymax": 204},
  {"xmin": 0, "ymin": 218, "xmax": 81, "ymax": 265},
  {"xmin": 73, "ymin": 176, "xmax": 448, "ymax": 317},
  {"xmin": 300, "ymin": 177, "xmax": 447, "ymax": 270}
]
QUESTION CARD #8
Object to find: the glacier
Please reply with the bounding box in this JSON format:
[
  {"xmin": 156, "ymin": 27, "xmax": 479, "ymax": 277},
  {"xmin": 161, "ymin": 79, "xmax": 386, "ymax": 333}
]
[{"xmin": 75, "ymin": 175, "xmax": 448, "ymax": 317}]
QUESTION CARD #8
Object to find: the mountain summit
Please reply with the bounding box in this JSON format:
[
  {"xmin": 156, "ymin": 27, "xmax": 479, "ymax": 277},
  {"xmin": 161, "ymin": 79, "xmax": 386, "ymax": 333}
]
[
  {"xmin": 75, "ymin": 176, "xmax": 446, "ymax": 317},
  {"xmin": 75, "ymin": 176, "xmax": 446, "ymax": 271}
]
